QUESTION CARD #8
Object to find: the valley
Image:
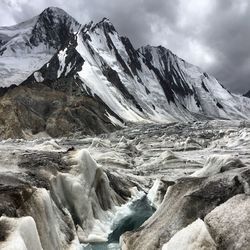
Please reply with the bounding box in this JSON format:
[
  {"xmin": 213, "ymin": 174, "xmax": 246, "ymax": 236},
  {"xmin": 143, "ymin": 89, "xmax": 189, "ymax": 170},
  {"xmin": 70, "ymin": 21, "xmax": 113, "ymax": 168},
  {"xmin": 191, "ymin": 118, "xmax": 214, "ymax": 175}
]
[{"xmin": 0, "ymin": 6, "xmax": 250, "ymax": 250}]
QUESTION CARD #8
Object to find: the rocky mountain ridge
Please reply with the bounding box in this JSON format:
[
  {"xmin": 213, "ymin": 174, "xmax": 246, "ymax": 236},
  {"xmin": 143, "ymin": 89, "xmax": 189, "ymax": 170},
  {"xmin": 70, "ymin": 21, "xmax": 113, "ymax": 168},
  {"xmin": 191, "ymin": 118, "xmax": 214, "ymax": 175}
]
[{"xmin": 0, "ymin": 7, "xmax": 249, "ymax": 138}]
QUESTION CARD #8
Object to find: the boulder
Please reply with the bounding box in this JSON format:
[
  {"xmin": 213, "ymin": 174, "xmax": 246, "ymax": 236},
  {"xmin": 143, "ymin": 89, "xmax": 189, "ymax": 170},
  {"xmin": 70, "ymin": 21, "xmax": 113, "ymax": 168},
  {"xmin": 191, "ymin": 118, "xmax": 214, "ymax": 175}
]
[{"xmin": 205, "ymin": 194, "xmax": 250, "ymax": 250}]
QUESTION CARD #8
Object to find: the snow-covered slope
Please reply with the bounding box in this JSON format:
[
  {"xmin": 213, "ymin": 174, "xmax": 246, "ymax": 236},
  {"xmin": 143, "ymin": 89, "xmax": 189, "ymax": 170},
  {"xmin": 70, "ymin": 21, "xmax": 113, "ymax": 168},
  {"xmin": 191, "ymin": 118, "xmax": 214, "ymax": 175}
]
[
  {"xmin": 1, "ymin": 8, "xmax": 250, "ymax": 124},
  {"xmin": 0, "ymin": 7, "xmax": 80, "ymax": 87},
  {"xmin": 139, "ymin": 45, "xmax": 250, "ymax": 120},
  {"xmin": 75, "ymin": 19, "xmax": 193, "ymax": 123},
  {"xmin": 32, "ymin": 17, "xmax": 250, "ymax": 123}
]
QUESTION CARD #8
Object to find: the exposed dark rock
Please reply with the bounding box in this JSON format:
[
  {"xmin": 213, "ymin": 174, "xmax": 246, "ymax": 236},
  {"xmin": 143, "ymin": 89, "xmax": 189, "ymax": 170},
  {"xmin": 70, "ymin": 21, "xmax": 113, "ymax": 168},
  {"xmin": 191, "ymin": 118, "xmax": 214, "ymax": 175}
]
[
  {"xmin": 145, "ymin": 87, "xmax": 150, "ymax": 95},
  {"xmin": 193, "ymin": 87, "xmax": 201, "ymax": 108},
  {"xmin": 18, "ymin": 152, "xmax": 71, "ymax": 190},
  {"xmin": 244, "ymin": 90, "xmax": 250, "ymax": 98},
  {"xmin": 216, "ymin": 102, "xmax": 224, "ymax": 109},
  {"xmin": 0, "ymin": 174, "xmax": 34, "ymax": 217},
  {"xmin": 121, "ymin": 36, "xmax": 142, "ymax": 75},
  {"xmin": 141, "ymin": 46, "xmax": 194, "ymax": 104},
  {"xmin": 19, "ymin": 152, "xmax": 69, "ymax": 172},
  {"xmin": 106, "ymin": 171, "xmax": 136, "ymax": 202},
  {"xmin": 30, "ymin": 7, "xmax": 80, "ymax": 50},
  {"xmin": 0, "ymin": 219, "xmax": 11, "ymax": 242},
  {"xmin": 202, "ymin": 81, "xmax": 209, "ymax": 92},
  {"xmin": 94, "ymin": 18, "xmax": 117, "ymax": 35},
  {"xmin": 0, "ymin": 47, "xmax": 6, "ymax": 55},
  {"xmin": 102, "ymin": 65, "xmax": 143, "ymax": 112},
  {"xmin": 142, "ymin": 57, "xmax": 176, "ymax": 103},
  {"xmin": 0, "ymin": 81, "xmax": 120, "ymax": 139},
  {"xmin": 38, "ymin": 36, "xmax": 84, "ymax": 81}
]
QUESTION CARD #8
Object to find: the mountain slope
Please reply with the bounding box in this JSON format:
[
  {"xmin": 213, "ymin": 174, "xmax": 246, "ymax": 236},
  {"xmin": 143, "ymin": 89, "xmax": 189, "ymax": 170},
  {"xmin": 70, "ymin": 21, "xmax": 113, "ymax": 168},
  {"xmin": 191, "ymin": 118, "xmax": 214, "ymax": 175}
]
[
  {"xmin": 0, "ymin": 80, "xmax": 120, "ymax": 139},
  {"xmin": 0, "ymin": 7, "xmax": 80, "ymax": 88},
  {"xmin": 0, "ymin": 8, "xmax": 249, "ymax": 138},
  {"xmin": 140, "ymin": 45, "xmax": 250, "ymax": 119},
  {"xmin": 31, "ymin": 17, "xmax": 250, "ymax": 123}
]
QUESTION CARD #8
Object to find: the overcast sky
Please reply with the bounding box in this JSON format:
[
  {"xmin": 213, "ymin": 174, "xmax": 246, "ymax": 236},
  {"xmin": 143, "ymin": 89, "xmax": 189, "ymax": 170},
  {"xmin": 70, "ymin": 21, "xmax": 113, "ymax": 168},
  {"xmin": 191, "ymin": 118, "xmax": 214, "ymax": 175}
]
[{"xmin": 0, "ymin": 0, "xmax": 249, "ymax": 93}]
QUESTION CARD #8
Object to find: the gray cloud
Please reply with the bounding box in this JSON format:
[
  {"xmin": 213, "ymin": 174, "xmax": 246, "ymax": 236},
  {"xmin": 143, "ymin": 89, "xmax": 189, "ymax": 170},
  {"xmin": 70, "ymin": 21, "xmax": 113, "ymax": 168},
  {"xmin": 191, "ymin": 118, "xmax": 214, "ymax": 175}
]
[
  {"xmin": 202, "ymin": 0, "xmax": 250, "ymax": 93},
  {"xmin": 0, "ymin": 0, "xmax": 249, "ymax": 93}
]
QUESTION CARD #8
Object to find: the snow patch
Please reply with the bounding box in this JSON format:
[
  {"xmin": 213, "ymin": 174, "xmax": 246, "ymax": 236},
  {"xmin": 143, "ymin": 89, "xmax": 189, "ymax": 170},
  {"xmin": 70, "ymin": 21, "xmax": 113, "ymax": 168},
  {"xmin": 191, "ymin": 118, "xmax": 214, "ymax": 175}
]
[
  {"xmin": 33, "ymin": 71, "xmax": 44, "ymax": 83},
  {"xmin": 147, "ymin": 179, "xmax": 162, "ymax": 208},
  {"xmin": 191, "ymin": 154, "xmax": 245, "ymax": 177},
  {"xmin": 106, "ymin": 111, "xmax": 125, "ymax": 127},
  {"xmin": 57, "ymin": 48, "xmax": 68, "ymax": 78}
]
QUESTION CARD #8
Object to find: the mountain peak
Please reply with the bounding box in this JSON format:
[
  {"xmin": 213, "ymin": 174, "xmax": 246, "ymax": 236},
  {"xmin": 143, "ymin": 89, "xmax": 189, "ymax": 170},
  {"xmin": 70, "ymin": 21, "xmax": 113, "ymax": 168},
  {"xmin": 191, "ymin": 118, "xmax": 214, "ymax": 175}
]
[
  {"xmin": 41, "ymin": 6, "xmax": 69, "ymax": 16},
  {"xmin": 38, "ymin": 6, "xmax": 79, "ymax": 25},
  {"xmin": 101, "ymin": 17, "xmax": 112, "ymax": 24},
  {"xmin": 29, "ymin": 7, "xmax": 80, "ymax": 49},
  {"xmin": 101, "ymin": 17, "xmax": 109, "ymax": 21},
  {"xmin": 95, "ymin": 17, "xmax": 116, "ymax": 34},
  {"xmin": 81, "ymin": 17, "xmax": 116, "ymax": 35},
  {"xmin": 141, "ymin": 45, "xmax": 170, "ymax": 54}
]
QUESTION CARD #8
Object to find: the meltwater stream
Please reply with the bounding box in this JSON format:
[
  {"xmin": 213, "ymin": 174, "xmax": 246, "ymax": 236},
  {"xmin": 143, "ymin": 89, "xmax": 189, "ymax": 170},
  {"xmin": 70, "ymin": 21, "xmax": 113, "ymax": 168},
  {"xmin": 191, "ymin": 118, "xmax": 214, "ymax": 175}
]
[{"xmin": 83, "ymin": 195, "xmax": 155, "ymax": 250}]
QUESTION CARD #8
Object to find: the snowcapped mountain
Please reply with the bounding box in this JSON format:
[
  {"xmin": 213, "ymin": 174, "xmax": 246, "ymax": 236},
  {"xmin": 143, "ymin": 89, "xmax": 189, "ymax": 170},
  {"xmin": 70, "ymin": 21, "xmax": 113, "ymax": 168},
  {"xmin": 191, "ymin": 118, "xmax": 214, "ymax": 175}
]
[
  {"xmin": 0, "ymin": 7, "xmax": 249, "ymax": 137},
  {"xmin": 0, "ymin": 7, "xmax": 80, "ymax": 88},
  {"xmin": 139, "ymin": 45, "xmax": 250, "ymax": 120},
  {"xmin": 30, "ymin": 15, "xmax": 250, "ymax": 123}
]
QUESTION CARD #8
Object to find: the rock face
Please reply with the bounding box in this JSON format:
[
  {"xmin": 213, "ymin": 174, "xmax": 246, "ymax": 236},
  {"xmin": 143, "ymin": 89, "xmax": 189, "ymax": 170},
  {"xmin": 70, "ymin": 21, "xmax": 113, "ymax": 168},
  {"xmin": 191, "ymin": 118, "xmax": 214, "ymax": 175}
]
[
  {"xmin": 0, "ymin": 7, "xmax": 80, "ymax": 56},
  {"xmin": 0, "ymin": 80, "xmax": 121, "ymax": 139},
  {"xmin": 205, "ymin": 194, "xmax": 250, "ymax": 250},
  {"xmin": 29, "ymin": 7, "xmax": 80, "ymax": 50}
]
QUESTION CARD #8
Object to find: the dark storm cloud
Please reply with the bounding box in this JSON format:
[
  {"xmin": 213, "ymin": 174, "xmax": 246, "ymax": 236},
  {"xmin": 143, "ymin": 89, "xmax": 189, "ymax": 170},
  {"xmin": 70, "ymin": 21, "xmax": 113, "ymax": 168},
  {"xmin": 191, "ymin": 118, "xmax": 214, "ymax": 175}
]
[
  {"xmin": 0, "ymin": 0, "xmax": 249, "ymax": 93},
  {"xmin": 201, "ymin": 0, "xmax": 250, "ymax": 93}
]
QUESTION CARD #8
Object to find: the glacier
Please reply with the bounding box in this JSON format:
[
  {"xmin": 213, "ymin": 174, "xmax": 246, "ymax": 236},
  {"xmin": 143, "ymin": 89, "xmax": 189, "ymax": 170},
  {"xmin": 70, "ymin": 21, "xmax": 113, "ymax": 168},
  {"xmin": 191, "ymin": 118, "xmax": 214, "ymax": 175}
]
[
  {"xmin": 0, "ymin": 120, "xmax": 249, "ymax": 249},
  {"xmin": 0, "ymin": 6, "xmax": 250, "ymax": 250}
]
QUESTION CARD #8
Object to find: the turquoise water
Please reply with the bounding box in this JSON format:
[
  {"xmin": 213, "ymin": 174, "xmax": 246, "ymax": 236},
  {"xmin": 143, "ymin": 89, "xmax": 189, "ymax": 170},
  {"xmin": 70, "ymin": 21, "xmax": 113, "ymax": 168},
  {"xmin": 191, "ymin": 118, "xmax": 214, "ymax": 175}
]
[
  {"xmin": 83, "ymin": 195, "xmax": 155, "ymax": 250},
  {"xmin": 83, "ymin": 243, "xmax": 120, "ymax": 250}
]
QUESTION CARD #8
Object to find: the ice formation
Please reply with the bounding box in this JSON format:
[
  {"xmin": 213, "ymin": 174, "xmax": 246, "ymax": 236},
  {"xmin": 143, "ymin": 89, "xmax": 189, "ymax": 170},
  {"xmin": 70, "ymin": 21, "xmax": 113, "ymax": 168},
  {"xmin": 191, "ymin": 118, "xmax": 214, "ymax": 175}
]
[
  {"xmin": 0, "ymin": 216, "xmax": 43, "ymax": 250},
  {"xmin": 0, "ymin": 121, "xmax": 249, "ymax": 249},
  {"xmin": 161, "ymin": 219, "xmax": 216, "ymax": 250},
  {"xmin": 191, "ymin": 154, "xmax": 245, "ymax": 177}
]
